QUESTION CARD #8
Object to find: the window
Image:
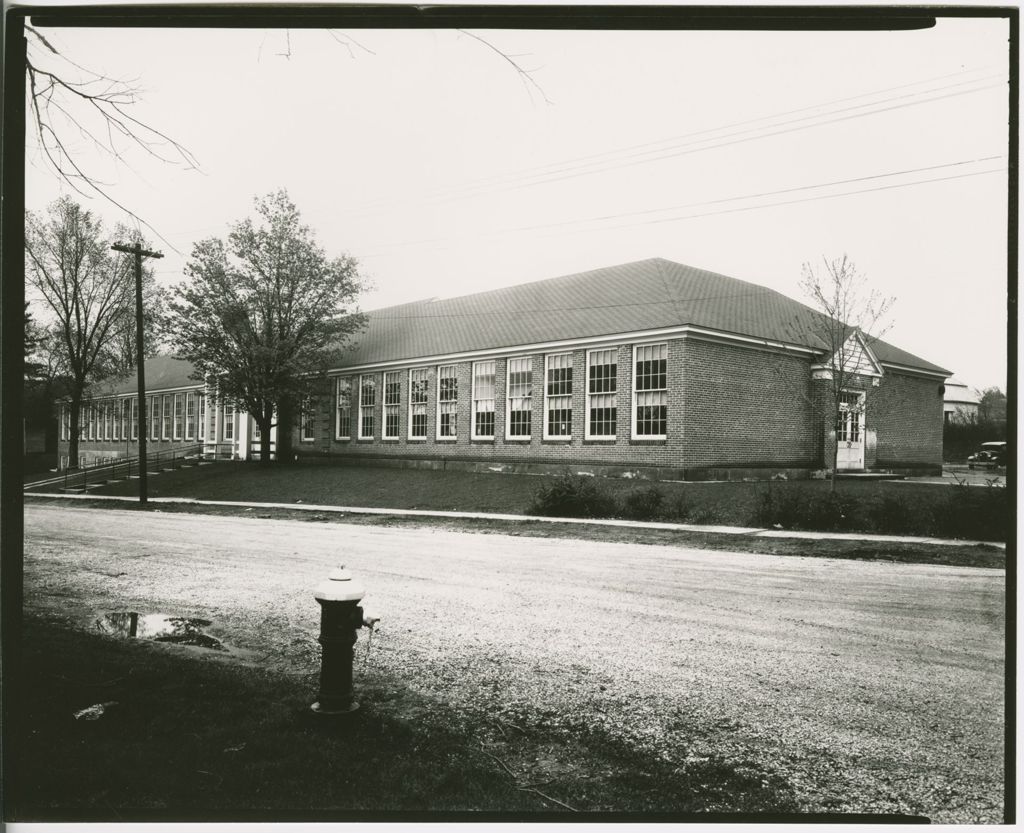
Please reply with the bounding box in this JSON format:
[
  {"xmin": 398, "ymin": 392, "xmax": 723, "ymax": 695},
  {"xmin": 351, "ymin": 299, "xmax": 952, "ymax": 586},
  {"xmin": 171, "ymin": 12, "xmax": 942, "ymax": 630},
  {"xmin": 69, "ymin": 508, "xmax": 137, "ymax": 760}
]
[
  {"xmin": 131, "ymin": 398, "xmax": 139, "ymax": 440},
  {"xmin": 587, "ymin": 349, "xmax": 617, "ymax": 438},
  {"xmin": 506, "ymin": 357, "xmax": 532, "ymax": 439},
  {"xmin": 197, "ymin": 394, "xmax": 206, "ymax": 441},
  {"xmin": 301, "ymin": 399, "xmax": 316, "ymax": 442},
  {"xmin": 409, "ymin": 368, "xmax": 428, "ymax": 439},
  {"xmin": 185, "ymin": 392, "xmax": 196, "ymax": 440},
  {"xmin": 545, "ymin": 353, "xmax": 573, "ymax": 439},
  {"xmin": 162, "ymin": 395, "xmax": 172, "ymax": 440},
  {"xmin": 150, "ymin": 396, "xmax": 160, "ymax": 440},
  {"xmin": 383, "ymin": 371, "xmax": 401, "ymax": 439},
  {"xmin": 223, "ymin": 403, "xmax": 234, "ymax": 441},
  {"xmin": 472, "ymin": 361, "xmax": 495, "ymax": 439},
  {"xmin": 60, "ymin": 405, "xmax": 69, "ymax": 441},
  {"xmin": 173, "ymin": 393, "xmax": 184, "ymax": 440},
  {"xmin": 838, "ymin": 391, "xmax": 863, "ymax": 442},
  {"xmin": 359, "ymin": 375, "xmax": 376, "ymax": 439},
  {"xmin": 336, "ymin": 377, "xmax": 352, "ymax": 439},
  {"xmin": 103, "ymin": 401, "xmax": 111, "ymax": 440},
  {"xmin": 437, "ymin": 365, "xmax": 458, "ymax": 439},
  {"xmin": 112, "ymin": 401, "xmax": 120, "ymax": 441},
  {"xmin": 633, "ymin": 344, "xmax": 667, "ymax": 438}
]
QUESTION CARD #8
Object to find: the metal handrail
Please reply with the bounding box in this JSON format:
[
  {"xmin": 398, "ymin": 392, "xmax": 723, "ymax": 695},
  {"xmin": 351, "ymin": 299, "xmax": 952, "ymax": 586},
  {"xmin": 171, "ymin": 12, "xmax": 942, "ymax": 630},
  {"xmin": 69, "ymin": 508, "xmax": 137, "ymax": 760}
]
[{"xmin": 34, "ymin": 443, "xmax": 206, "ymax": 493}]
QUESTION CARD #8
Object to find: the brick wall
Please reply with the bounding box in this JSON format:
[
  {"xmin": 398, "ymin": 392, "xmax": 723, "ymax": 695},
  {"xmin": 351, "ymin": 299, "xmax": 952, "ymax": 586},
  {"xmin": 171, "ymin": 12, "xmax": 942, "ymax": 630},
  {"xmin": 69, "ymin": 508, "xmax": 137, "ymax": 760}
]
[{"xmin": 679, "ymin": 339, "xmax": 818, "ymax": 468}]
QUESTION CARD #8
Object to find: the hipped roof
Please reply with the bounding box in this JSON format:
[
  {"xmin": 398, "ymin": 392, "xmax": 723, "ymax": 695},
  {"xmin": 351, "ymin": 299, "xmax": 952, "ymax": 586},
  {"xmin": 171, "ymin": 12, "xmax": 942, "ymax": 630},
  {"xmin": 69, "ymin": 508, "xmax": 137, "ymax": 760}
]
[{"xmin": 339, "ymin": 258, "xmax": 949, "ymax": 375}]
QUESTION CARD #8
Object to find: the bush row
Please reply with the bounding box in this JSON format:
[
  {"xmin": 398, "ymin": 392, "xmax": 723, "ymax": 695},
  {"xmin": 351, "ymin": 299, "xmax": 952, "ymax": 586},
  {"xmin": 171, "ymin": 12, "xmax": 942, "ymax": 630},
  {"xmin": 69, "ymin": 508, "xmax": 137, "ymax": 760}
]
[{"xmin": 527, "ymin": 472, "xmax": 1008, "ymax": 541}]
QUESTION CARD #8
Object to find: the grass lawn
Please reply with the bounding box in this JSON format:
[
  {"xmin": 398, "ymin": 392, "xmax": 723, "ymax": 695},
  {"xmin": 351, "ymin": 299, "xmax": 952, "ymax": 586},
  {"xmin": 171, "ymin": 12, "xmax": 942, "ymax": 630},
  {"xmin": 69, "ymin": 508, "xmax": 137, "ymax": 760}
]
[
  {"xmin": 10, "ymin": 615, "xmax": 809, "ymax": 820},
  {"xmin": 71, "ymin": 461, "xmax": 1009, "ymax": 542}
]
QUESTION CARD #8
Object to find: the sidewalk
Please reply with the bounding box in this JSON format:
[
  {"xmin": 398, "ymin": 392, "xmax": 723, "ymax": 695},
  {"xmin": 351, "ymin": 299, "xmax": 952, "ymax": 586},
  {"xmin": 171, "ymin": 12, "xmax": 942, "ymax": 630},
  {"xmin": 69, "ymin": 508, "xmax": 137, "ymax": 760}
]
[{"xmin": 25, "ymin": 491, "xmax": 1005, "ymax": 550}]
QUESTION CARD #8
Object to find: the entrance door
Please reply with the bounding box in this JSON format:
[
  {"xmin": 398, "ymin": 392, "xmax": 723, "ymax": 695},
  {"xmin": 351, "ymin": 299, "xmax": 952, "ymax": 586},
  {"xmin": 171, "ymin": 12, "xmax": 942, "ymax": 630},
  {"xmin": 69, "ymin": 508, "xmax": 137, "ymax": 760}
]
[{"xmin": 836, "ymin": 391, "xmax": 865, "ymax": 470}]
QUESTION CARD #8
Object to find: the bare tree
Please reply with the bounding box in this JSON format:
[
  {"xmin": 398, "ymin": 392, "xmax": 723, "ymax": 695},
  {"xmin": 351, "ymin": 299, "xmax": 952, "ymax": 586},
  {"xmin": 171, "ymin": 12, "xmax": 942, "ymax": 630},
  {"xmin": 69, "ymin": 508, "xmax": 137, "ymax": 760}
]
[
  {"xmin": 25, "ymin": 198, "xmax": 138, "ymax": 467},
  {"xmin": 793, "ymin": 255, "xmax": 895, "ymax": 491}
]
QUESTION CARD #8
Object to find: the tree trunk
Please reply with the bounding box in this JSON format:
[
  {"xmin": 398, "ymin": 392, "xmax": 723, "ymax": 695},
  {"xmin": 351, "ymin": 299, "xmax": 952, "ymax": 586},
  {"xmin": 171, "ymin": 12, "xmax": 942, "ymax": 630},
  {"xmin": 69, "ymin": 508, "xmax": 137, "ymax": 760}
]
[
  {"xmin": 277, "ymin": 399, "xmax": 294, "ymax": 463},
  {"xmin": 68, "ymin": 397, "xmax": 81, "ymax": 470},
  {"xmin": 258, "ymin": 405, "xmax": 272, "ymax": 467}
]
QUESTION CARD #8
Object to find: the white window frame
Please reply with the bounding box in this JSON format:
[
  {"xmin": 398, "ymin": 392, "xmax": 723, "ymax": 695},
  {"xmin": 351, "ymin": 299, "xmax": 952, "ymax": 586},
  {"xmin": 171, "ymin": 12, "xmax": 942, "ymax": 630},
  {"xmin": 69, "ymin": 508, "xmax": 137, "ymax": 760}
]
[
  {"xmin": 472, "ymin": 360, "xmax": 496, "ymax": 440},
  {"xmin": 543, "ymin": 353, "xmax": 573, "ymax": 440},
  {"xmin": 150, "ymin": 396, "xmax": 160, "ymax": 441},
  {"xmin": 223, "ymin": 402, "xmax": 234, "ymax": 441},
  {"xmin": 102, "ymin": 401, "xmax": 111, "ymax": 441},
  {"xmin": 173, "ymin": 393, "xmax": 183, "ymax": 440},
  {"xmin": 358, "ymin": 374, "xmax": 376, "ymax": 440},
  {"xmin": 131, "ymin": 397, "xmax": 139, "ymax": 441},
  {"xmin": 162, "ymin": 394, "xmax": 172, "ymax": 440},
  {"xmin": 383, "ymin": 371, "xmax": 401, "ymax": 440},
  {"xmin": 586, "ymin": 347, "xmax": 619, "ymax": 440},
  {"xmin": 408, "ymin": 368, "xmax": 428, "ymax": 440},
  {"xmin": 112, "ymin": 400, "xmax": 120, "ymax": 441},
  {"xmin": 197, "ymin": 394, "xmax": 206, "ymax": 441},
  {"xmin": 436, "ymin": 364, "xmax": 458, "ymax": 440},
  {"xmin": 631, "ymin": 343, "xmax": 668, "ymax": 440},
  {"xmin": 505, "ymin": 356, "xmax": 533, "ymax": 441},
  {"xmin": 301, "ymin": 398, "xmax": 316, "ymax": 443},
  {"xmin": 185, "ymin": 392, "xmax": 195, "ymax": 440},
  {"xmin": 335, "ymin": 377, "xmax": 352, "ymax": 440}
]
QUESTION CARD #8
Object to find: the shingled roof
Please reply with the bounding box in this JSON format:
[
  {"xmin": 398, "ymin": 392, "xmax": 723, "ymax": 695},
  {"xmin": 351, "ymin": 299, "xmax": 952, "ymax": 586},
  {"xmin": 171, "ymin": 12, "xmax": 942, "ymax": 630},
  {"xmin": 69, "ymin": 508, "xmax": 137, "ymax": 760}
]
[
  {"xmin": 338, "ymin": 258, "xmax": 949, "ymax": 375},
  {"xmin": 91, "ymin": 356, "xmax": 200, "ymax": 397}
]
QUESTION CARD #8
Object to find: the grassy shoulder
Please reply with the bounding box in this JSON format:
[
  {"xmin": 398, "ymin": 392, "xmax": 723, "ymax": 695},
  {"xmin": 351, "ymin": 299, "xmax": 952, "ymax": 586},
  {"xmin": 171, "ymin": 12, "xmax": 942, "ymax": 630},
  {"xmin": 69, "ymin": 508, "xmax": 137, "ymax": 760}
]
[
  {"xmin": 44, "ymin": 459, "xmax": 1010, "ymax": 543},
  {"xmin": 10, "ymin": 615, "xmax": 810, "ymax": 819},
  {"xmin": 25, "ymin": 495, "xmax": 1005, "ymax": 569}
]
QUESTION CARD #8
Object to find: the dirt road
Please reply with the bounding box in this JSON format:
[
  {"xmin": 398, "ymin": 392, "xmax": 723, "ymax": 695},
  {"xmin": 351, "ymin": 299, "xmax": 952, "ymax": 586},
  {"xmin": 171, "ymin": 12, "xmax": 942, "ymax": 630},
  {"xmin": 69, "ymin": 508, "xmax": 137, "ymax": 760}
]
[{"xmin": 23, "ymin": 503, "xmax": 1005, "ymax": 822}]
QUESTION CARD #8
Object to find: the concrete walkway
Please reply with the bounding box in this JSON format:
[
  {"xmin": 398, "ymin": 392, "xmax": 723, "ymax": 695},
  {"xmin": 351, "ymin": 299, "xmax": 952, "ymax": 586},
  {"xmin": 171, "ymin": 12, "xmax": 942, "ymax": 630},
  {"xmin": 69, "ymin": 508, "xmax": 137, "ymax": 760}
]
[{"xmin": 25, "ymin": 491, "xmax": 1005, "ymax": 549}]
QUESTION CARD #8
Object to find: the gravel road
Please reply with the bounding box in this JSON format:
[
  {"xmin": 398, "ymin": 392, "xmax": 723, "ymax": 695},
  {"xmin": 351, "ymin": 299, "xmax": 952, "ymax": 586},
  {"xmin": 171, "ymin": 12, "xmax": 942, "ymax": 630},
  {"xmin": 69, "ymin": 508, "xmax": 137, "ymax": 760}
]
[{"xmin": 23, "ymin": 504, "xmax": 1005, "ymax": 822}]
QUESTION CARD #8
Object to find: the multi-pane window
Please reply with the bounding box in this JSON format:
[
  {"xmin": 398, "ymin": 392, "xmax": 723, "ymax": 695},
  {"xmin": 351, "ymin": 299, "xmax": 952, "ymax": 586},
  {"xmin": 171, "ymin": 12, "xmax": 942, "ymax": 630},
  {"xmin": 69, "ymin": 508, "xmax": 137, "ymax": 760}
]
[
  {"xmin": 472, "ymin": 361, "xmax": 495, "ymax": 439},
  {"xmin": 112, "ymin": 401, "xmax": 120, "ymax": 441},
  {"xmin": 506, "ymin": 357, "xmax": 532, "ymax": 439},
  {"xmin": 223, "ymin": 403, "xmax": 234, "ymax": 441},
  {"xmin": 151, "ymin": 396, "xmax": 160, "ymax": 440},
  {"xmin": 587, "ymin": 349, "xmax": 618, "ymax": 438},
  {"xmin": 162, "ymin": 395, "xmax": 172, "ymax": 440},
  {"xmin": 86, "ymin": 404, "xmax": 93, "ymax": 440},
  {"xmin": 185, "ymin": 392, "xmax": 196, "ymax": 440},
  {"xmin": 131, "ymin": 397, "xmax": 139, "ymax": 441},
  {"xmin": 197, "ymin": 394, "xmax": 206, "ymax": 441},
  {"xmin": 301, "ymin": 399, "xmax": 316, "ymax": 442},
  {"xmin": 633, "ymin": 344, "xmax": 667, "ymax": 438},
  {"xmin": 336, "ymin": 377, "xmax": 352, "ymax": 439},
  {"xmin": 120, "ymin": 399, "xmax": 129, "ymax": 440},
  {"xmin": 437, "ymin": 365, "xmax": 458, "ymax": 439},
  {"xmin": 103, "ymin": 402, "xmax": 111, "ymax": 440},
  {"xmin": 409, "ymin": 368, "xmax": 428, "ymax": 439},
  {"xmin": 60, "ymin": 405, "xmax": 69, "ymax": 441},
  {"xmin": 838, "ymin": 391, "xmax": 863, "ymax": 442},
  {"xmin": 545, "ymin": 354, "xmax": 573, "ymax": 438},
  {"xmin": 383, "ymin": 371, "xmax": 401, "ymax": 439},
  {"xmin": 173, "ymin": 393, "xmax": 184, "ymax": 440},
  {"xmin": 359, "ymin": 375, "xmax": 376, "ymax": 439}
]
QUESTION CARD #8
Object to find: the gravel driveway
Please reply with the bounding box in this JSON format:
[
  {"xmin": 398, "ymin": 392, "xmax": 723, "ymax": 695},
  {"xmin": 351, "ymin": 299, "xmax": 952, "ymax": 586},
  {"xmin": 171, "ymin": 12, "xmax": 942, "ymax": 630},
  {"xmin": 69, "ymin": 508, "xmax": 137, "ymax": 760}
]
[{"xmin": 23, "ymin": 504, "xmax": 1005, "ymax": 822}]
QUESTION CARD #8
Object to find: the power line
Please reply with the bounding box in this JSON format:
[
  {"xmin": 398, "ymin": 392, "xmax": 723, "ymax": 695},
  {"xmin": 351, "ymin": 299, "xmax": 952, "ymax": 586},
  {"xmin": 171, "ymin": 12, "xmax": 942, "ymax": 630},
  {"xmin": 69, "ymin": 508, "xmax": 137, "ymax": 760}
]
[
  {"xmin": 357, "ymin": 162, "xmax": 1006, "ymax": 259},
  {"xmin": 336, "ymin": 69, "xmax": 1004, "ymax": 215}
]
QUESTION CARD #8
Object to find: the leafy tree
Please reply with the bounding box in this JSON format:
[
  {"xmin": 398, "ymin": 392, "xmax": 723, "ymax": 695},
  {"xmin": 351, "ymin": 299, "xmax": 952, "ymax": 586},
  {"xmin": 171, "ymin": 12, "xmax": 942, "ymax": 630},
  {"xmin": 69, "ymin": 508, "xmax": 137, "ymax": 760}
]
[
  {"xmin": 976, "ymin": 387, "xmax": 1006, "ymax": 423},
  {"xmin": 168, "ymin": 190, "xmax": 365, "ymax": 465},
  {"xmin": 24, "ymin": 198, "xmax": 151, "ymax": 467}
]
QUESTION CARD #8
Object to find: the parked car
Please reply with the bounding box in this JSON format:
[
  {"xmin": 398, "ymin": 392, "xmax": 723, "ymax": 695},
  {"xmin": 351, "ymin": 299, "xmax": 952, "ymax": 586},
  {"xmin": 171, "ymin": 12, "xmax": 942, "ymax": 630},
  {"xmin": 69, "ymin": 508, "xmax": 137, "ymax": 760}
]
[{"xmin": 967, "ymin": 441, "xmax": 1007, "ymax": 468}]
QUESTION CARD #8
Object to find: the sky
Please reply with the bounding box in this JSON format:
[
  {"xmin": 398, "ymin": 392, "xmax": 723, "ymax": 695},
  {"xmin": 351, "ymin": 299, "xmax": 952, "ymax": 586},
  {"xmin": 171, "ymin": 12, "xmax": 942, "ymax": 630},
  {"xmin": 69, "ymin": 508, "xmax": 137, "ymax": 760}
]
[{"xmin": 23, "ymin": 13, "xmax": 1011, "ymax": 392}]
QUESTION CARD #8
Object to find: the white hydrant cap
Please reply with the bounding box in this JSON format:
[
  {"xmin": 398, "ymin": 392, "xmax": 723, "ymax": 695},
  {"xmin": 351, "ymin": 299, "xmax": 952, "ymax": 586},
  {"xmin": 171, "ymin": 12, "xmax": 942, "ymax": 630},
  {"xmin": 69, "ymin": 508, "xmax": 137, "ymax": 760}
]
[{"xmin": 314, "ymin": 564, "xmax": 366, "ymax": 602}]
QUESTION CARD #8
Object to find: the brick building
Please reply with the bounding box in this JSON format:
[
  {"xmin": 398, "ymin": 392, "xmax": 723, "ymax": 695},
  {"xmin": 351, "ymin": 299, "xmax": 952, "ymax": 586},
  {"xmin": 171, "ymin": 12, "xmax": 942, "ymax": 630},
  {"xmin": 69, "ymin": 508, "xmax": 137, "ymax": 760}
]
[{"xmin": 59, "ymin": 258, "xmax": 950, "ymax": 478}]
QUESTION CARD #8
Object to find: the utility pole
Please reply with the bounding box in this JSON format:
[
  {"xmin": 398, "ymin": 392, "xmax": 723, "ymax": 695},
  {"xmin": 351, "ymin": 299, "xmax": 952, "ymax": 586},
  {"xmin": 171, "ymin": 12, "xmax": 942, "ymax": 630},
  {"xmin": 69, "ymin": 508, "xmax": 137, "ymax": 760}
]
[{"xmin": 111, "ymin": 241, "xmax": 162, "ymax": 506}]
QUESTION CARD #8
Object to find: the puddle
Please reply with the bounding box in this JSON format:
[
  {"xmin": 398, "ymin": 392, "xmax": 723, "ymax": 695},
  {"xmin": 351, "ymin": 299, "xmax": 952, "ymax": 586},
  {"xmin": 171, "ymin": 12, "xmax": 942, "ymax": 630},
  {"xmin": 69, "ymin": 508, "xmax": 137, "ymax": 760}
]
[{"xmin": 95, "ymin": 612, "xmax": 226, "ymax": 650}]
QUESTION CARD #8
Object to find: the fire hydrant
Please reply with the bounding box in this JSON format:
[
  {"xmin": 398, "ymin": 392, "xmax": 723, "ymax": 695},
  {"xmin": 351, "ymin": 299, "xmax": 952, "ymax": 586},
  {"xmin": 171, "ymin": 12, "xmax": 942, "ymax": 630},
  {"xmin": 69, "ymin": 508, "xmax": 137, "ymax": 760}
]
[{"xmin": 311, "ymin": 565, "xmax": 378, "ymax": 716}]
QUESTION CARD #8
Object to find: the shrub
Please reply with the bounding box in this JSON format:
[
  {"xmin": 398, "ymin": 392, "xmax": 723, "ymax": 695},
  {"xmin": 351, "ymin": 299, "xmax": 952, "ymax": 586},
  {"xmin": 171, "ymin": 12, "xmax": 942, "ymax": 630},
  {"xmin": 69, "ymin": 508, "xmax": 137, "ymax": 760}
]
[
  {"xmin": 932, "ymin": 480, "xmax": 1008, "ymax": 541},
  {"xmin": 528, "ymin": 472, "xmax": 618, "ymax": 518},
  {"xmin": 871, "ymin": 492, "xmax": 920, "ymax": 535},
  {"xmin": 752, "ymin": 487, "xmax": 854, "ymax": 532},
  {"xmin": 622, "ymin": 486, "xmax": 666, "ymax": 521}
]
